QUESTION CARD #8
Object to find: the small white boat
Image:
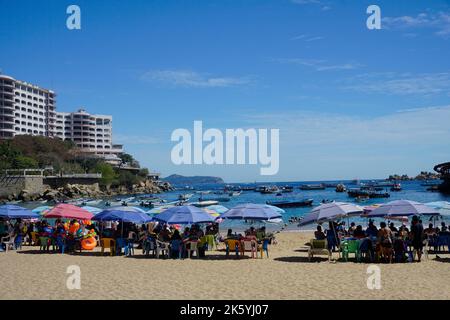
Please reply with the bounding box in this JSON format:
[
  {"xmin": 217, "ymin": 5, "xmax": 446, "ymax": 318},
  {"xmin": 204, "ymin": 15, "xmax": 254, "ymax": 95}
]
[
  {"xmin": 191, "ymin": 200, "xmax": 219, "ymax": 207},
  {"xmin": 83, "ymin": 199, "xmax": 103, "ymax": 205}
]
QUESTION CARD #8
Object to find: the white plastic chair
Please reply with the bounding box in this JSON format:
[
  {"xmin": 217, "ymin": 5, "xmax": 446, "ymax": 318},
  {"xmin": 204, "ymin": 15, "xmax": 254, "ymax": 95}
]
[
  {"xmin": 1, "ymin": 234, "xmax": 16, "ymax": 252},
  {"xmin": 241, "ymin": 240, "xmax": 257, "ymax": 258},
  {"xmin": 186, "ymin": 241, "xmax": 199, "ymax": 258},
  {"xmin": 156, "ymin": 240, "xmax": 170, "ymax": 258}
]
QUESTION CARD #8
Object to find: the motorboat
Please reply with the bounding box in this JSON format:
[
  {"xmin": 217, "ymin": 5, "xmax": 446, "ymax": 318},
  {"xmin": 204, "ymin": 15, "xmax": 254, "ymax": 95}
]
[
  {"xmin": 299, "ymin": 184, "xmax": 325, "ymax": 190},
  {"xmin": 266, "ymin": 199, "xmax": 313, "ymax": 208}
]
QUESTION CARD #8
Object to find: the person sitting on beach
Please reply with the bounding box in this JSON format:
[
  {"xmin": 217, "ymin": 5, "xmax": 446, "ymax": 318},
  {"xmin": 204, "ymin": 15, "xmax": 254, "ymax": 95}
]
[
  {"xmin": 424, "ymin": 223, "xmax": 437, "ymax": 237},
  {"xmin": 158, "ymin": 225, "xmax": 171, "ymax": 242},
  {"xmin": 365, "ymin": 220, "xmax": 378, "ymax": 238},
  {"xmin": 348, "ymin": 222, "xmax": 356, "ymax": 236},
  {"xmin": 314, "ymin": 226, "xmax": 326, "ymax": 240},
  {"xmin": 389, "ymin": 222, "xmax": 398, "ymax": 234},
  {"xmin": 225, "ymin": 228, "xmax": 237, "ymax": 240},
  {"xmin": 337, "ymin": 222, "xmax": 346, "ymax": 235},
  {"xmin": 353, "ymin": 225, "xmax": 366, "ymax": 239}
]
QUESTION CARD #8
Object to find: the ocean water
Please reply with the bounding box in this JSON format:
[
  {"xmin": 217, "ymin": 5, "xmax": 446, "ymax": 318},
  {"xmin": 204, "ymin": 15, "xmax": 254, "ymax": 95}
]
[
  {"xmin": 21, "ymin": 179, "xmax": 450, "ymax": 234},
  {"xmin": 158, "ymin": 179, "xmax": 450, "ymax": 232}
]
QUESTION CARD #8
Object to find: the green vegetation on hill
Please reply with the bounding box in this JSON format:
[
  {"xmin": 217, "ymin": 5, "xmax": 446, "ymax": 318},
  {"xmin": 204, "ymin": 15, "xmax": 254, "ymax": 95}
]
[{"xmin": 0, "ymin": 135, "xmax": 149, "ymax": 189}]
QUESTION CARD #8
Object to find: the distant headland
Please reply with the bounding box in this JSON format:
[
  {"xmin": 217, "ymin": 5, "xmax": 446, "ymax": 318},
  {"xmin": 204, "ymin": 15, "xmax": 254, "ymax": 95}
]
[{"xmin": 162, "ymin": 174, "xmax": 225, "ymax": 185}]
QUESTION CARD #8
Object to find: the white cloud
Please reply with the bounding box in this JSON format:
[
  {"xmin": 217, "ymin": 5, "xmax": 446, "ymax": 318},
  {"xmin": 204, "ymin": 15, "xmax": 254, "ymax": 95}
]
[
  {"xmin": 342, "ymin": 72, "xmax": 450, "ymax": 96},
  {"xmin": 290, "ymin": 34, "xmax": 324, "ymax": 42},
  {"xmin": 275, "ymin": 58, "xmax": 361, "ymax": 71},
  {"xmin": 244, "ymin": 105, "xmax": 450, "ymax": 152},
  {"xmin": 383, "ymin": 11, "xmax": 450, "ymax": 38},
  {"xmin": 141, "ymin": 70, "xmax": 252, "ymax": 88}
]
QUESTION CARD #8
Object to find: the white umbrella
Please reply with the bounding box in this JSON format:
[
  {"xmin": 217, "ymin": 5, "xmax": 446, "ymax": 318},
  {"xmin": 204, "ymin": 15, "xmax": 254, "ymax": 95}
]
[
  {"xmin": 298, "ymin": 202, "xmax": 363, "ymax": 226},
  {"xmin": 367, "ymin": 200, "xmax": 440, "ymax": 218}
]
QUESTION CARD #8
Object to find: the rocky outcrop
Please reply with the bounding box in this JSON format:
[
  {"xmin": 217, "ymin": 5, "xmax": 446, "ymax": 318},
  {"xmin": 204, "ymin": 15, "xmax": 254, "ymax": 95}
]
[{"xmin": 1, "ymin": 179, "xmax": 173, "ymax": 202}]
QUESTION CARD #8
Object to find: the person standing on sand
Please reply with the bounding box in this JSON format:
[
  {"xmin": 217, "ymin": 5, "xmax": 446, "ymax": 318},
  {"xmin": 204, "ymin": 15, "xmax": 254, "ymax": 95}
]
[{"xmin": 410, "ymin": 215, "xmax": 424, "ymax": 262}]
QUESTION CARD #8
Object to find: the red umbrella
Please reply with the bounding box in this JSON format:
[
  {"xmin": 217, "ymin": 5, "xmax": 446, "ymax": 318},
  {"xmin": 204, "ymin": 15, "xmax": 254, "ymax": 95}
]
[{"xmin": 44, "ymin": 204, "xmax": 93, "ymax": 220}]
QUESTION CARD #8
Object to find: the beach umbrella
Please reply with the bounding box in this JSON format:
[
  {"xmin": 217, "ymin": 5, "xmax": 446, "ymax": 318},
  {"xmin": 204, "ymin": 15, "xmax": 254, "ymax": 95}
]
[
  {"xmin": 205, "ymin": 205, "xmax": 229, "ymax": 214},
  {"xmin": 298, "ymin": 202, "xmax": 363, "ymax": 226},
  {"xmin": 147, "ymin": 204, "xmax": 175, "ymax": 215},
  {"xmin": 221, "ymin": 203, "xmax": 283, "ymax": 221},
  {"xmin": 44, "ymin": 204, "xmax": 94, "ymax": 220},
  {"xmin": 81, "ymin": 206, "xmax": 103, "ymax": 215},
  {"xmin": 425, "ymin": 201, "xmax": 450, "ymax": 217},
  {"xmin": 264, "ymin": 204, "xmax": 286, "ymax": 214},
  {"xmin": 367, "ymin": 200, "xmax": 440, "ymax": 218},
  {"xmin": 32, "ymin": 205, "xmax": 53, "ymax": 216},
  {"xmin": 152, "ymin": 205, "xmax": 216, "ymax": 225},
  {"xmin": 0, "ymin": 205, "xmax": 40, "ymax": 219},
  {"xmin": 104, "ymin": 206, "xmax": 146, "ymax": 213},
  {"xmin": 93, "ymin": 209, "xmax": 152, "ymax": 223}
]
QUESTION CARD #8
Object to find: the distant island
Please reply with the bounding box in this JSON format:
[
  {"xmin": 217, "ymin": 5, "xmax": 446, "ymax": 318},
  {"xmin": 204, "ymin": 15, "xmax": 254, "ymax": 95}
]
[
  {"xmin": 387, "ymin": 171, "xmax": 441, "ymax": 181},
  {"xmin": 162, "ymin": 174, "xmax": 225, "ymax": 185}
]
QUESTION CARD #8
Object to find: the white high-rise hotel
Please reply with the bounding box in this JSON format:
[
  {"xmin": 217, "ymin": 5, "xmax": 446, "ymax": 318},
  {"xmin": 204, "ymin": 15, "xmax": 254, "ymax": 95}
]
[{"xmin": 0, "ymin": 73, "xmax": 123, "ymax": 158}]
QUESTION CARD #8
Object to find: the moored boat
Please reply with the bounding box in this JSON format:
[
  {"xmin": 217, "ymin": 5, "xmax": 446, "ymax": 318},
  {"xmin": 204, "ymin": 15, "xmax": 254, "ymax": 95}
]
[
  {"xmin": 190, "ymin": 200, "xmax": 219, "ymax": 207},
  {"xmin": 266, "ymin": 199, "xmax": 313, "ymax": 208},
  {"xmin": 299, "ymin": 184, "xmax": 325, "ymax": 190}
]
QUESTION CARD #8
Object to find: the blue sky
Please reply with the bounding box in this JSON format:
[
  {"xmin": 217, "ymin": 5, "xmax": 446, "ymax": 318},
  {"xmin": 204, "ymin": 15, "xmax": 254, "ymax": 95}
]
[{"xmin": 1, "ymin": 0, "xmax": 450, "ymax": 182}]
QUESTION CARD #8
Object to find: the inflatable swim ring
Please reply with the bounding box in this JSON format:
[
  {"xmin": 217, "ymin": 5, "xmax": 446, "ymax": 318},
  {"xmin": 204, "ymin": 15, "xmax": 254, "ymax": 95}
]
[{"xmin": 81, "ymin": 237, "xmax": 97, "ymax": 250}]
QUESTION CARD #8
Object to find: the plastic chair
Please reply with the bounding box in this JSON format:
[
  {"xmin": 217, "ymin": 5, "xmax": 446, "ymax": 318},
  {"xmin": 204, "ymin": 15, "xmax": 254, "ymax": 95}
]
[
  {"xmin": 100, "ymin": 238, "xmax": 116, "ymax": 256},
  {"xmin": 186, "ymin": 241, "xmax": 199, "ymax": 258},
  {"xmin": 308, "ymin": 239, "xmax": 331, "ymax": 262},
  {"xmin": 39, "ymin": 236, "xmax": 50, "ymax": 251},
  {"xmin": 30, "ymin": 232, "xmax": 39, "ymax": 246},
  {"xmin": 241, "ymin": 240, "xmax": 257, "ymax": 258},
  {"xmin": 225, "ymin": 239, "xmax": 240, "ymax": 257},
  {"xmin": 115, "ymin": 238, "xmax": 127, "ymax": 256},
  {"xmin": 143, "ymin": 238, "xmax": 156, "ymax": 257},
  {"xmin": 1, "ymin": 234, "xmax": 16, "ymax": 252},
  {"xmin": 203, "ymin": 235, "xmax": 216, "ymax": 251},
  {"xmin": 258, "ymin": 239, "xmax": 270, "ymax": 258},
  {"xmin": 155, "ymin": 240, "xmax": 170, "ymax": 259},
  {"xmin": 341, "ymin": 240, "xmax": 360, "ymax": 262},
  {"xmin": 124, "ymin": 239, "xmax": 135, "ymax": 257}
]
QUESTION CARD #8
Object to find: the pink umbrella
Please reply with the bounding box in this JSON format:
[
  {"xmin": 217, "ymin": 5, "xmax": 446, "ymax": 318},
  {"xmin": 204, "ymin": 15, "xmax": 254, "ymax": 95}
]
[{"xmin": 44, "ymin": 204, "xmax": 93, "ymax": 220}]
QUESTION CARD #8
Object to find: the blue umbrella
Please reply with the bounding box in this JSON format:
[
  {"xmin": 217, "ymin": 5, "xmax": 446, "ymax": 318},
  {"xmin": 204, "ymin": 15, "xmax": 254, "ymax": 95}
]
[
  {"xmin": 152, "ymin": 205, "xmax": 216, "ymax": 225},
  {"xmin": 0, "ymin": 205, "xmax": 40, "ymax": 219},
  {"xmin": 205, "ymin": 205, "xmax": 229, "ymax": 214},
  {"xmin": 221, "ymin": 203, "xmax": 283, "ymax": 221},
  {"xmin": 93, "ymin": 209, "xmax": 152, "ymax": 223},
  {"xmin": 104, "ymin": 206, "xmax": 146, "ymax": 213}
]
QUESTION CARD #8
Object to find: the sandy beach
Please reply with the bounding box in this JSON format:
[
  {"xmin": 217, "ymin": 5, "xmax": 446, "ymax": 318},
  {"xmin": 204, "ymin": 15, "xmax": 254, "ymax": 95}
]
[{"xmin": 1, "ymin": 231, "xmax": 449, "ymax": 300}]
